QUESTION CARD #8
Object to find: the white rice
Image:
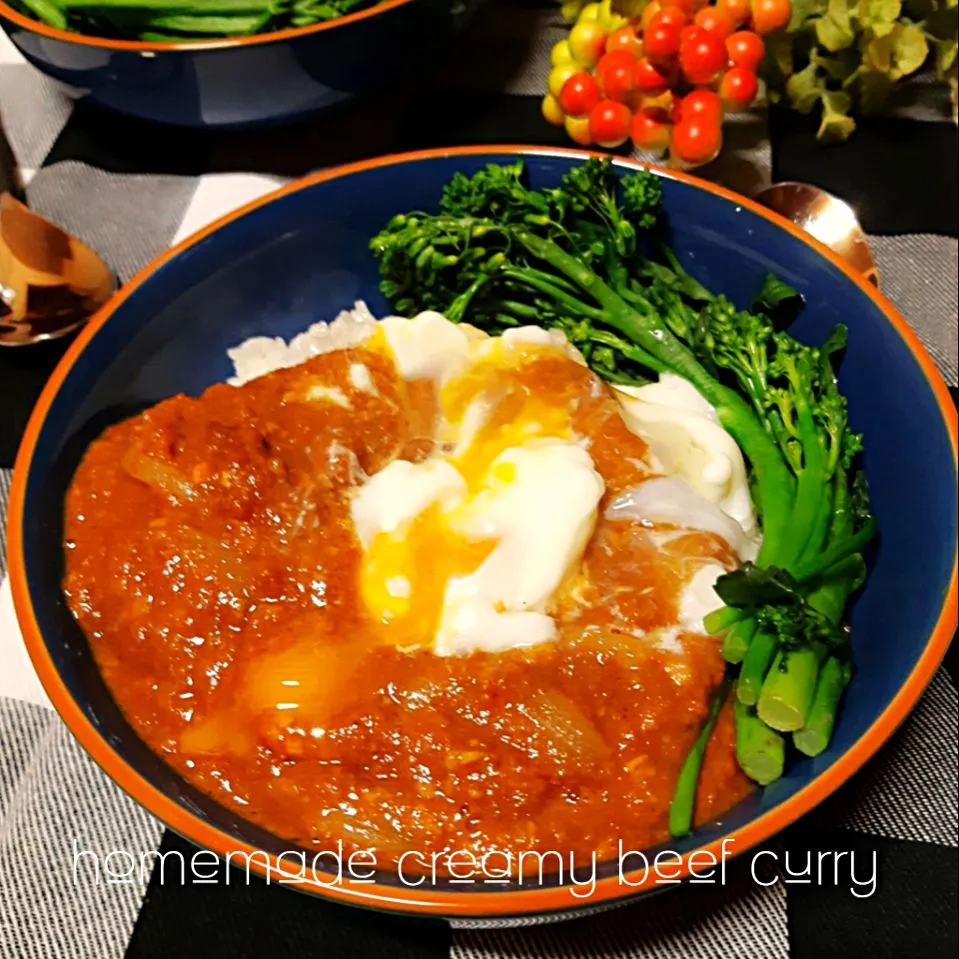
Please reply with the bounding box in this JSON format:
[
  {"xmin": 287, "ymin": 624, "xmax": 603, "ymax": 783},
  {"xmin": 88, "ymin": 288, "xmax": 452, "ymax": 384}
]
[
  {"xmin": 226, "ymin": 302, "xmax": 588, "ymax": 388},
  {"xmin": 226, "ymin": 301, "xmax": 381, "ymax": 386}
]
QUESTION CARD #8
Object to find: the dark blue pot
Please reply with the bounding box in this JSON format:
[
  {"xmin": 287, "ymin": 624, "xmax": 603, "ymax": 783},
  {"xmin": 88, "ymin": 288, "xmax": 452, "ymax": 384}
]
[
  {"xmin": 8, "ymin": 148, "xmax": 957, "ymax": 921},
  {"xmin": 0, "ymin": 0, "xmax": 475, "ymax": 129}
]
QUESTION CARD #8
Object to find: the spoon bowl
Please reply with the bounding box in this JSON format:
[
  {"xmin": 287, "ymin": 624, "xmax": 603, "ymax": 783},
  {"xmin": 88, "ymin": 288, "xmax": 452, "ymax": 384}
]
[
  {"xmin": 0, "ymin": 193, "xmax": 116, "ymax": 347},
  {"xmin": 754, "ymin": 181, "xmax": 880, "ymax": 288}
]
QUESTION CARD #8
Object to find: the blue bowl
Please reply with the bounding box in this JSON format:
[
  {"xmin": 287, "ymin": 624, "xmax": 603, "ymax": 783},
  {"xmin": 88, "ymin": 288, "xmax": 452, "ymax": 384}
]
[
  {"xmin": 0, "ymin": 0, "xmax": 474, "ymax": 128},
  {"xmin": 9, "ymin": 147, "xmax": 957, "ymax": 921}
]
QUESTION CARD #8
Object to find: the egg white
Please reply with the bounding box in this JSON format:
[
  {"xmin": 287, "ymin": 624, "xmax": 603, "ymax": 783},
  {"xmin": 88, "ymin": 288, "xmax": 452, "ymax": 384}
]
[{"xmin": 349, "ymin": 313, "xmax": 757, "ymax": 655}]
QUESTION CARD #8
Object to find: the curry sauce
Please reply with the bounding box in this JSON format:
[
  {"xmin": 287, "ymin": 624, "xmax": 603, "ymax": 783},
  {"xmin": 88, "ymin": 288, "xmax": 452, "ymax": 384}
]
[{"xmin": 63, "ymin": 337, "xmax": 751, "ymax": 869}]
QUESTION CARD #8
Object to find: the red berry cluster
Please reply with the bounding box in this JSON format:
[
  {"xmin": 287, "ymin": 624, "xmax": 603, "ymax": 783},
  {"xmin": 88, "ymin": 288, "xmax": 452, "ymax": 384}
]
[{"xmin": 543, "ymin": 0, "xmax": 789, "ymax": 168}]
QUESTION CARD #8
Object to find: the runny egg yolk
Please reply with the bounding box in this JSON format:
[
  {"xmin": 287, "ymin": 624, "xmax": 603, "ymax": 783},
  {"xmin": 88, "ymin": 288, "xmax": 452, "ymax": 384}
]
[
  {"xmin": 449, "ymin": 388, "xmax": 572, "ymax": 491},
  {"xmin": 353, "ymin": 336, "xmax": 597, "ymax": 655},
  {"xmin": 439, "ymin": 348, "xmax": 575, "ymax": 489},
  {"xmin": 360, "ymin": 504, "xmax": 497, "ymax": 649}
]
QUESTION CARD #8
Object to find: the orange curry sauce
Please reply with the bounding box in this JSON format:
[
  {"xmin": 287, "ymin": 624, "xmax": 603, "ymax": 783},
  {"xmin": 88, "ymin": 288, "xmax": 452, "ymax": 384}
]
[{"xmin": 63, "ymin": 335, "xmax": 751, "ymax": 870}]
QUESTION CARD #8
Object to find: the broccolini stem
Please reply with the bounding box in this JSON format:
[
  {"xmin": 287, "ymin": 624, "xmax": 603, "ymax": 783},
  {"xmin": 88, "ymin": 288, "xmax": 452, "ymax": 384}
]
[
  {"xmin": 788, "ymin": 401, "xmax": 829, "ymax": 566},
  {"xmin": 735, "ymin": 696, "xmax": 786, "ymax": 785},
  {"xmin": 738, "ymin": 630, "xmax": 777, "ymax": 705},
  {"xmin": 707, "ymin": 604, "xmax": 746, "ymax": 635},
  {"xmin": 800, "ymin": 467, "xmax": 838, "ymax": 565},
  {"xmin": 19, "ymin": 0, "xmax": 67, "ymax": 28},
  {"xmin": 828, "ymin": 464, "xmax": 853, "ymax": 540},
  {"xmin": 752, "ymin": 454, "xmax": 865, "ymax": 745},
  {"xmin": 500, "ymin": 268, "xmax": 606, "ymax": 321},
  {"xmin": 520, "ymin": 267, "xmax": 582, "ymax": 295},
  {"xmin": 757, "ymin": 645, "xmax": 825, "ymax": 732},
  {"xmin": 789, "ymin": 460, "xmax": 872, "ymax": 583},
  {"xmin": 736, "ymin": 553, "xmax": 863, "ymax": 748},
  {"xmin": 791, "ymin": 520, "xmax": 875, "ymax": 584},
  {"xmin": 496, "ymin": 300, "xmax": 540, "ymax": 319},
  {"xmin": 793, "ymin": 656, "xmax": 848, "ymax": 757},
  {"xmin": 447, "ymin": 273, "xmax": 491, "ymax": 323},
  {"xmin": 793, "ymin": 556, "xmax": 866, "ymax": 756},
  {"xmin": 755, "ymin": 554, "xmax": 864, "ymax": 735},
  {"xmin": 600, "ymin": 368, "xmax": 654, "ymax": 386},
  {"xmin": 711, "ymin": 393, "xmax": 797, "ymax": 555},
  {"xmin": 807, "ymin": 555, "xmax": 865, "ymax": 621},
  {"xmin": 722, "ymin": 616, "xmax": 755, "ymax": 663},
  {"xmin": 513, "ymin": 229, "xmax": 710, "ymax": 379},
  {"xmin": 668, "ymin": 675, "xmax": 732, "ymax": 837},
  {"xmin": 658, "ymin": 242, "xmax": 713, "ymax": 300},
  {"xmin": 586, "ymin": 330, "xmax": 669, "ymax": 374}
]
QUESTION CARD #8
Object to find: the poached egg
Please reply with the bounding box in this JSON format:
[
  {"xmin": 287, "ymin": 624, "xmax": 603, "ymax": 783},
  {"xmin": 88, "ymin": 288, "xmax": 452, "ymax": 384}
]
[
  {"xmin": 351, "ymin": 315, "xmax": 605, "ymax": 656},
  {"xmin": 348, "ymin": 312, "xmax": 757, "ymax": 656}
]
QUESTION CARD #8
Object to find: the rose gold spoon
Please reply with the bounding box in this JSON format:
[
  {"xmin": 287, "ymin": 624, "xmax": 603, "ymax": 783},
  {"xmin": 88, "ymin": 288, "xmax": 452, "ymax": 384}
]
[
  {"xmin": 0, "ymin": 193, "xmax": 117, "ymax": 347},
  {"xmin": 754, "ymin": 181, "xmax": 880, "ymax": 288},
  {"xmin": 1, "ymin": 110, "xmax": 116, "ymax": 347}
]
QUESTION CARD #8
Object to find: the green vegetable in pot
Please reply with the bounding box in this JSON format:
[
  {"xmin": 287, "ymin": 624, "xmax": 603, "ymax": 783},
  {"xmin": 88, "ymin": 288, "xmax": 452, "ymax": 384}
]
[
  {"xmin": 11, "ymin": 0, "xmax": 383, "ymax": 41},
  {"xmin": 369, "ymin": 158, "xmax": 876, "ymax": 833}
]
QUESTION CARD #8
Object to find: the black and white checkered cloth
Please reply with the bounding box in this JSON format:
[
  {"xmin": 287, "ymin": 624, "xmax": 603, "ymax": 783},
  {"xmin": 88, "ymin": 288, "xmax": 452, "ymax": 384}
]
[{"xmin": 1, "ymin": 7, "xmax": 957, "ymax": 957}]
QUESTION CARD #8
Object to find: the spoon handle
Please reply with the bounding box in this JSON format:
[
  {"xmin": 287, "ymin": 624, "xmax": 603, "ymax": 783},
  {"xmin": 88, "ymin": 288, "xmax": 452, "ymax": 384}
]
[{"xmin": 0, "ymin": 108, "xmax": 25, "ymax": 202}]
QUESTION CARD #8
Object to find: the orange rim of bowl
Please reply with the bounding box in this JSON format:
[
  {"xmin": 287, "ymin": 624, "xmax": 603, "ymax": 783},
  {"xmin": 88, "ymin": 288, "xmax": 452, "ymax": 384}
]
[
  {"xmin": 0, "ymin": 0, "xmax": 416, "ymax": 52},
  {"xmin": 9, "ymin": 145, "xmax": 958, "ymax": 919}
]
